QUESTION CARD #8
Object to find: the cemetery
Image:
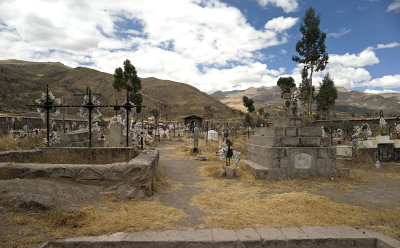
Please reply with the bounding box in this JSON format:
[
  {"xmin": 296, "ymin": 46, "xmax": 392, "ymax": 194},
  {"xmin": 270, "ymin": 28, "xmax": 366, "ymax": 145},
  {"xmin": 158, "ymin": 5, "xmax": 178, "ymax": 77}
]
[{"xmin": 1, "ymin": 3, "xmax": 400, "ymax": 247}]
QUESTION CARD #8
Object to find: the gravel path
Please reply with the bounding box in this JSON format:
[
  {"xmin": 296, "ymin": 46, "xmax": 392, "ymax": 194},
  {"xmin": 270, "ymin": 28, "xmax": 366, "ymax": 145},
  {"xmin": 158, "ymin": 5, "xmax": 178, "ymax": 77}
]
[{"xmin": 155, "ymin": 141, "xmax": 206, "ymax": 227}]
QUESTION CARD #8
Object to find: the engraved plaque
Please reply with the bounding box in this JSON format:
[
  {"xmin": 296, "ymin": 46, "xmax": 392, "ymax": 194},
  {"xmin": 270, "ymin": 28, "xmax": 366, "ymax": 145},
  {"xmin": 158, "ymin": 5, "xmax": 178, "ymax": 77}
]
[{"xmin": 294, "ymin": 153, "xmax": 312, "ymax": 169}]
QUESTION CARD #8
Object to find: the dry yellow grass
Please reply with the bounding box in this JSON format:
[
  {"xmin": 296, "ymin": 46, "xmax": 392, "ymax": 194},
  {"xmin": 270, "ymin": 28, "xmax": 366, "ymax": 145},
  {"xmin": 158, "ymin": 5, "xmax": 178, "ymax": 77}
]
[
  {"xmin": 8, "ymin": 200, "xmax": 187, "ymax": 242},
  {"xmin": 196, "ymin": 162, "xmax": 373, "ymax": 193},
  {"xmin": 191, "ymin": 191, "xmax": 400, "ymax": 238},
  {"xmin": 192, "ymin": 161, "xmax": 400, "ymax": 239},
  {"xmin": 0, "ymin": 135, "xmax": 43, "ymax": 151},
  {"xmin": 3, "ymin": 232, "xmax": 44, "ymax": 248}
]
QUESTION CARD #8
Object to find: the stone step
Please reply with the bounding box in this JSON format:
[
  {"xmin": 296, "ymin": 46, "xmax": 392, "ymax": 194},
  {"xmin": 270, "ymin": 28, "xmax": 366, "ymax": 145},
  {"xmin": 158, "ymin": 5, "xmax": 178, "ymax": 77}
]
[{"xmin": 41, "ymin": 226, "xmax": 400, "ymax": 248}]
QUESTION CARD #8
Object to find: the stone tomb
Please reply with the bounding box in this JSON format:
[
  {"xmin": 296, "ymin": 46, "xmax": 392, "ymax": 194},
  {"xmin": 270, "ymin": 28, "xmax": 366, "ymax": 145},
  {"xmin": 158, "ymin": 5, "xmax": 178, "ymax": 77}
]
[
  {"xmin": 58, "ymin": 129, "xmax": 103, "ymax": 147},
  {"xmin": 244, "ymin": 117, "xmax": 337, "ymax": 179}
]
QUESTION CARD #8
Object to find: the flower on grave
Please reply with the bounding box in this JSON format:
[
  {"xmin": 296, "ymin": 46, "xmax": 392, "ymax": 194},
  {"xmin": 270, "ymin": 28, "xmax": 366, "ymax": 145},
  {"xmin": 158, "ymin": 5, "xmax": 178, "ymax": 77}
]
[
  {"xmin": 379, "ymin": 117, "xmax": 386, "ymax": 131},
  {"xmin": 35, "ymin": 91, "xmax": 61, "ymax": 120},
  {"xmin": 109, "ymin": 114, "xmax": 124, "ymax": 126},
  {"xmin": 79, "ymin": 95, "xmax": 102, "ymax": 120}
]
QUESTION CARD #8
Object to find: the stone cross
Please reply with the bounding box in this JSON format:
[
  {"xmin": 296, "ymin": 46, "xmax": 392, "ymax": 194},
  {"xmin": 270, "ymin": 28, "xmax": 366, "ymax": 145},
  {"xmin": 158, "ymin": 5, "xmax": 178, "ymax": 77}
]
[{"xmin": 193, "ymin": 127, "xmax": 199, "ymax": 148}]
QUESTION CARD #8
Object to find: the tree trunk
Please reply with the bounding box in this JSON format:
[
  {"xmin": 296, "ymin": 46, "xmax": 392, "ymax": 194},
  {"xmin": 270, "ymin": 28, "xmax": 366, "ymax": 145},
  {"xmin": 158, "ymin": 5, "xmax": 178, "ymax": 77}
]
[{"xmin": 309, "ymin": 63, "xmax": 314, "ymax": 125}]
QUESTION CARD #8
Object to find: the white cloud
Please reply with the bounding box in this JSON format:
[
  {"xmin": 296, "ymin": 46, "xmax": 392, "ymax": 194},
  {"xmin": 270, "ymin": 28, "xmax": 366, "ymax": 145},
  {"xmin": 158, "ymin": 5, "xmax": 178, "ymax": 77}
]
[
  {"xmin": 364, "ymin": 89, "xmax": 400, "ymax": 94},
  {"xmin": 376, "ymin": 42, "xmax": 400, "ymax": 49},
  {"xmin": 0, "ymin": 0, "xmax": 301, "ymax": 93},
  {"xmin": 329, "ymin": 49, "xmax": 379, "ymax": 67},
  {"xmin": 327, "ymin": 27, "xmax": 351, "ymax": 38},
  {"xmin": 387, "ymin": 0, "xmax": 400, "ymax": 12},
  {"xmin": 257, "ymin": 0, "xmax": 299, "ymax": 13},
  {"xmin": 361, "ymin": 74, "xmax": 400, "ymax": 88},
  {"xmin": 264, "ymin": 16, "xmax": 299, "ymax": 32}
]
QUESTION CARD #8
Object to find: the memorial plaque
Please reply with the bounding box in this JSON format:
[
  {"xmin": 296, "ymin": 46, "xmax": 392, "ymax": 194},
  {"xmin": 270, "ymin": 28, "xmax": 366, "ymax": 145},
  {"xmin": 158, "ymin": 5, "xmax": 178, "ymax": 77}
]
[{"xmin": 294, "ymin": 153, "xmax": 312, "ymax": 169}]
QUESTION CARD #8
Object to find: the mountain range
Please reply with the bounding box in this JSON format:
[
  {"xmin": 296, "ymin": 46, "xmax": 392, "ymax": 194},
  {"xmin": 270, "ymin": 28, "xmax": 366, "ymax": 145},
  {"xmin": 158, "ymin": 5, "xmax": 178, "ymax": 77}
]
[
  {"xmin": 1, "ymin": 59, "xmax": 399, "ymax": 121},
  {"xmin": 0, "ymin": 60, "xmax": 234, "ymax": 121},
  {"xmin": 212, "ymin": 85, "xmax": 400, "ymax": 118}
]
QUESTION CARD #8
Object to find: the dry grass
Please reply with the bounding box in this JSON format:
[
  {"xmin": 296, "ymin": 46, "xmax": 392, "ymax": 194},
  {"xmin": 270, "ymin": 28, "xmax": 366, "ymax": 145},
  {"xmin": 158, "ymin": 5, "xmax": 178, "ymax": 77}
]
[
  {"xmin": 196, "ymin": 162, "xmax": 373, "ymax": 193},
  {"xmin": 191, "ymin": 191, "xmax": 400, "ymax": 238},
  {"xmin": 0, "ymin": 135, "xmax": 42, "ymax": 151},
  {"xmin": 192, "ymin": 161, "xmax": 400, "ymax": 239},
  {"xmin": 8, "ymin": 199, "xmax": 187, "ymax": 241},
  {"xmin": 3, "ymin": 232, "xmax": 44, "ymax": 248}
]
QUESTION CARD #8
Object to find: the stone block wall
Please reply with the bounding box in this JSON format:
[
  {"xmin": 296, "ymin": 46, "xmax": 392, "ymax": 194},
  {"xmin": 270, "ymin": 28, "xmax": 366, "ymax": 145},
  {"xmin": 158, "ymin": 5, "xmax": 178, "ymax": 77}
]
[
  {"xmin": 0, "ymin": 147, "xmax": 139, "ymax": 164},
  {"xmin": 0, "ymin": 149, "xmax": 159, "ymax": 200},
  {"xmin": 245, "ymin": 117, "xmax": 338, "ymax": 179}
]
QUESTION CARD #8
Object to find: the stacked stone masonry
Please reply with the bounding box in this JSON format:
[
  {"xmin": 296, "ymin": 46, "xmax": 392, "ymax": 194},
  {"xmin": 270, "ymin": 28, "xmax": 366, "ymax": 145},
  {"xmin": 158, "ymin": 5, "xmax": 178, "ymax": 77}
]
[{"xmin": 245, "ymin": 117, "xmax": 337, "ymax": 179}]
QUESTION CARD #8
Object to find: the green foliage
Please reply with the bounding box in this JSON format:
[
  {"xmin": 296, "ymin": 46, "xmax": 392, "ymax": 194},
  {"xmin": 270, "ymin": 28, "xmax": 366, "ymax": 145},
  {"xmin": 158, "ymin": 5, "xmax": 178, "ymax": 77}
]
[
  {"xmin": 243, "ymin": 113, "xmax": 254, "ymax": 127},
  {"xmin": 299, "ymin": 67, "xmax": 315, "ymax": 105},
  {"xmin": 150, "ymin": 109, "xmax": 159, "ymax": 118},
  {"xmin": 242, "ymin": 96, "xmax": 255, "ymax": 113},
  {"xmin": 277, "ymin": 77, "xmax": 296, "ymax": 98},
  {"xmin": 258, "ymin": 107, "xmax": 265, "ymax": 116},
  {"xmin": 292, "ymin": 7, "xmax": 328, "ymax": 119},
  {"xmin": 316, "ymin": 73, "xmax": 338, "ymax": 114},
  {"xmin": 255, "ymin": 116, "xmax": 268, "ymax": 127},
  {"xmin": 113, "ymin": 59, "xmax": 142, "ymax": 113},
  {"xmin": 292, "ymin": 7, "xmax": 328, "ymax": 71}
]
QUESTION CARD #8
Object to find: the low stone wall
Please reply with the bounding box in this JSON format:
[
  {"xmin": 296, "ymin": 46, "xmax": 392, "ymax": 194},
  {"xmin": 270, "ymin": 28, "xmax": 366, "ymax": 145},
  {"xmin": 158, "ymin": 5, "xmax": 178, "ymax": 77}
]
[
  {"xmin": 41, "ymin": 226, "xmax": 400, "ymax": 248},
  {"xmin": 0, "ymin": 147, "xmax": 139, "ymax": 164},
  {"xmin": 0, "ymin": 149, "xmax": 159, "ymax": 200}
]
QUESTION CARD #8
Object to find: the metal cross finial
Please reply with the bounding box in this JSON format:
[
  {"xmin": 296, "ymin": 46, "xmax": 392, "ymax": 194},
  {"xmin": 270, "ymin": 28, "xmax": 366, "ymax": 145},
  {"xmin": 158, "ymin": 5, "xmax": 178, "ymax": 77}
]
[
  {"xmin": 109, "ymin": 91, "xmax": 146, "ymax": 147},
  {"xmin": 26, "ymin": 84, "xmax": 69, "ymax": 147},
  {"xmin": 71, "ymin": 87, "xmax": 106, "ymax": 147}
]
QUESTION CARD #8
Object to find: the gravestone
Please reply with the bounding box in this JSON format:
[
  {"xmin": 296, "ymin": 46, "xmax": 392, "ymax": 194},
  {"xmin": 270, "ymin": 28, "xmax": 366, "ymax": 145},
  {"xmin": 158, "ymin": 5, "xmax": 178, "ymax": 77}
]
[
  {"xmin": 109, "ymin": 122, "xmax": 124, "ymax": 147},
  {"xmin": 207, "ymin": 130, "xmax": 218, "ymax": 141},
  {"xmin": 190, "ymin": 127, "xmax": 201, "ymax": 154},
  {"xmin": 58, "ymin": 129, "xmax": 102, "ymax": 147},
  {"xmin": 244, "ymin": 116, "xmax": 339, "ymax": 179}
]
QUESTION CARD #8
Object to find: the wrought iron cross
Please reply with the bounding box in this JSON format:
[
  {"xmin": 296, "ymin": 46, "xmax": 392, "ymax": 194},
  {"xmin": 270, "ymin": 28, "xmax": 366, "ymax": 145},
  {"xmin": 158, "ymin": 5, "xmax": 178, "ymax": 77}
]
[
  {"xmin": 70, "ymin": 87, "xmax": 108, "ymax": 148},
  {"xmin": 109, "ymin": 91, "xmax": 145, "ymax": 147},
  {"xmin": 26, "ymin": 85, "xmax": 69, "ymax": 147}
]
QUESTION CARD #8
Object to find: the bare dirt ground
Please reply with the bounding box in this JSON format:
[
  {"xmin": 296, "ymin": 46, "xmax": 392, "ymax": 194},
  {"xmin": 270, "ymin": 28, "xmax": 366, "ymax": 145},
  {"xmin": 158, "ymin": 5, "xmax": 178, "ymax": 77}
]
[
  {"xmin": 154, "ymin": 141, "xmax": 206, "ymax": 227},
  {"xmin": 1, "ymin": 139, "xmax": 400, "ymax": 247}
]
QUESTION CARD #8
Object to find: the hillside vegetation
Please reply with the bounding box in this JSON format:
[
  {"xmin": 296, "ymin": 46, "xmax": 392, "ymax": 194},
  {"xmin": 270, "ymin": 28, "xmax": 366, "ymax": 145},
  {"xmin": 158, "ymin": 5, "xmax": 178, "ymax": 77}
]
[{"xmin": 0, "ymin": 60, "xmax": 235, "ymax": 121}]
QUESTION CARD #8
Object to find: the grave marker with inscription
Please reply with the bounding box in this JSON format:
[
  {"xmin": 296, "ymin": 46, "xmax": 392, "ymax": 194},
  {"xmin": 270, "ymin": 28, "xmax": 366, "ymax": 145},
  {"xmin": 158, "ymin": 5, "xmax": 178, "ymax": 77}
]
[{"xmin": 244, "ymin": 115, "xmax": 339, "ymax": 179}]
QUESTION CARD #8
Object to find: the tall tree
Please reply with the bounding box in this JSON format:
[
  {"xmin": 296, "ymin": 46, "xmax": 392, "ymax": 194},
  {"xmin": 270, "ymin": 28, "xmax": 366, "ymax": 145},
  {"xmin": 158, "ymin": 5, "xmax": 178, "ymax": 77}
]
[
  {"xmin": 277, "ymin": 76, "xmax": 296, "ymax": 98},
  {"xmin": 242, "ymin": 96, "xmax": 255, "ymax": 113},
  {"xmin": 316, "ymin": 73, "xmax": 337, "ymax": 121},
  {"xmin": 298, "ymin": 66, "xmax": 315, "ymax": 107},
  {"xmin": 292, "ymin": 7, "xmax": 328, "ymax": 123},
  {"xmin": 113, "ymin": 59, "xmax": 142, "ymax": 113}
]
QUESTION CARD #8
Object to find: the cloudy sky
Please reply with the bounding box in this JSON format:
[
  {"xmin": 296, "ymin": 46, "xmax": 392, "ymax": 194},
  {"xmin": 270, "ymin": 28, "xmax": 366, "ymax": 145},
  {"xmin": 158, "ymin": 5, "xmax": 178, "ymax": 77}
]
[{"xmin": 0, "ymin": 0, "xmax": 399, "ymax": 94}]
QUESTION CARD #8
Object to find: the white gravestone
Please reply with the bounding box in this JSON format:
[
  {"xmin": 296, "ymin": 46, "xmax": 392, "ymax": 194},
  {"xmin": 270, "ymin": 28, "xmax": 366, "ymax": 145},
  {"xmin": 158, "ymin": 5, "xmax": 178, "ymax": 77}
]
[{"xmin": 109, "ymin": 122, "xmax": 124, "ymax": 147}]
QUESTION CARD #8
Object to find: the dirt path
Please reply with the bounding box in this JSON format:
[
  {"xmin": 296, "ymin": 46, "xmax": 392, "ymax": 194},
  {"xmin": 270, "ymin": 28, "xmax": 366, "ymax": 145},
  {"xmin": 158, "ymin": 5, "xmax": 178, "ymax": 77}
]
[
  {"xmin": 154, "ymin": 141, "xmax": 206, "ymax": 227},
  {"xmin": 315, "ymin": 177, "xmax": 400, "ymax": 209}
]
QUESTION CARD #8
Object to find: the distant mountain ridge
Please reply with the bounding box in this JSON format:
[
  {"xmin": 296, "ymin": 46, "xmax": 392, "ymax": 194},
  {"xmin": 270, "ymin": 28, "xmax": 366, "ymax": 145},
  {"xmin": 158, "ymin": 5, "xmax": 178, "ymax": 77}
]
[
  {"xmin": 0, "ymin": 60, "xmax": 234, "ymax": 120},
  {"xmin": 211, "ymin": 85, "xmax": 400, "ymax": 117}
]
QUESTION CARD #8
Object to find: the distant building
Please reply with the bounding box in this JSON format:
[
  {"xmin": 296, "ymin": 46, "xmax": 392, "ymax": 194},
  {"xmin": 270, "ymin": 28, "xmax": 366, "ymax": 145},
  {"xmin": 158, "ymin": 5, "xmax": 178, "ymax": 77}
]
[{"xmin": 183, "ymin": 115, "xmax": 203, "ymax": 129}]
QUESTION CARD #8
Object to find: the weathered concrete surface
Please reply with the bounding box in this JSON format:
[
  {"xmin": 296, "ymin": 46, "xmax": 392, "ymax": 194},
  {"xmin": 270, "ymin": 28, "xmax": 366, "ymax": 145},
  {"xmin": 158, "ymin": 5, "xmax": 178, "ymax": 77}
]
[
  {"xmin": 0, "ymin": 147, "xmax": 139, "ymax": 164},
  {"xmin": 41, "ymin": 226, "xmax": 400, "ymax": 248},
  {"xmin": 0, "ymin": 149, "xmax": 159, "ymax": 200},
  {"xmin": 245, "ymin": 117, "xmax": 340, "ymax": 179}
]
